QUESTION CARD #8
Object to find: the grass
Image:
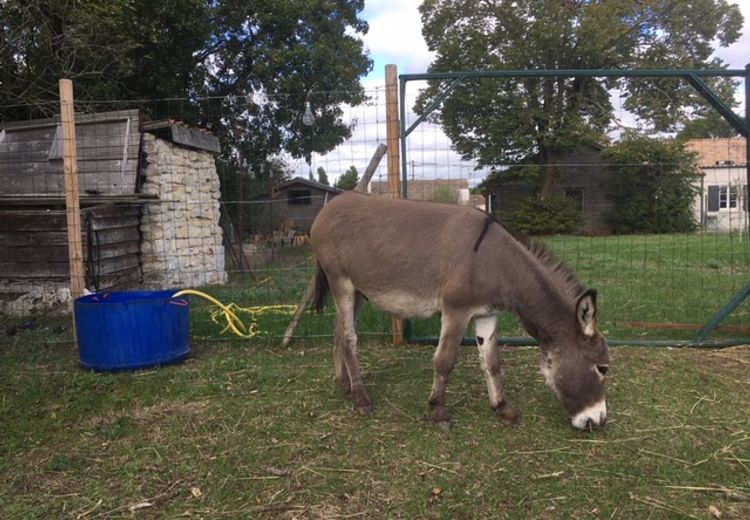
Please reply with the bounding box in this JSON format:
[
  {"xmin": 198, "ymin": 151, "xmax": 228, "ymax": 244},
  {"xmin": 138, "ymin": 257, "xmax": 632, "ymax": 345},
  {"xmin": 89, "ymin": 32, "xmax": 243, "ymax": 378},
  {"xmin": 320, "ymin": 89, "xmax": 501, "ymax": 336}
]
[
  {"xmin": 213, "ymin": 233, "xmax": 750, "ymax": 344},
  {"xmin": 214, "ymin": 234, "xmax": 750, "ymax": 341},
  {"xmin": 1, "ymin": 333, "xmax": 749, "ymax": 518},
  {"xmin": 1, "ymin": 231, "xmax": 749, "ymax": 517},
  {"xmin": 544, "ymin": 232, "xmax": 750, "ymax": 340}
]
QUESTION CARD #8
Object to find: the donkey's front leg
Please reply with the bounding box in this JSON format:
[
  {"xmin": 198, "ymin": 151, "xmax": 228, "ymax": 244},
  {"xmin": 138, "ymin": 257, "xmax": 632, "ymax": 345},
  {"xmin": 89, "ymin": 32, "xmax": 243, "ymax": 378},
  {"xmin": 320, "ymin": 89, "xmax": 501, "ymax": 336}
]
[
  {"xmin": 428, "ymin": 312, "xmax": 469, "ymax": 428},
  {"xmin": 474, "ymin": 315, "xmax": 520, "ymax": 425}
]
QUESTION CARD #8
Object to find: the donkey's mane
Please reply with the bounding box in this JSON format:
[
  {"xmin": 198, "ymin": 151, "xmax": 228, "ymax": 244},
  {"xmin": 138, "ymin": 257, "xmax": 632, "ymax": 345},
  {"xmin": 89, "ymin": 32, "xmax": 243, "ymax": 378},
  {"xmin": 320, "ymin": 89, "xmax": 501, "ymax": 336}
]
[
  {"xmin": 522, "ymin": 236, "xmax": 585, "ymax": 299},
  {"xmin": 482, "ymin": 213, "xmax": 585, "ymax": 299}
]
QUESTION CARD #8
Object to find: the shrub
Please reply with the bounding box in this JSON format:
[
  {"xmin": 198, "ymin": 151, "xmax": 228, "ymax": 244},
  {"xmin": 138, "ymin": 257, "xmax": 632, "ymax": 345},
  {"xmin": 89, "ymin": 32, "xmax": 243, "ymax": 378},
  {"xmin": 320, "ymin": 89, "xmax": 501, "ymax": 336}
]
[
  {"xmin": 432, "ymin": 184, "xmax": 459, "ymax": 204},
  {"xmin": 603, "ymin": 135, "xmax": 698, "ymax": 234},
  {"xmin": 502, "ymin": 195, "xmax": 583, "ymax": 235}
]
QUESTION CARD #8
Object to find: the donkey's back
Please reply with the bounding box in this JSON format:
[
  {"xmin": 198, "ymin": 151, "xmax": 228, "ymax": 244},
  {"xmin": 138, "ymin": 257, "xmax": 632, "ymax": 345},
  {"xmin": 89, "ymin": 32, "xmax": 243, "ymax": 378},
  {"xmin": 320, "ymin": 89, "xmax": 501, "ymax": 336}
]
[{"xmin": 311, "ymin": 191, "xmax": 490, "ymax": 319}]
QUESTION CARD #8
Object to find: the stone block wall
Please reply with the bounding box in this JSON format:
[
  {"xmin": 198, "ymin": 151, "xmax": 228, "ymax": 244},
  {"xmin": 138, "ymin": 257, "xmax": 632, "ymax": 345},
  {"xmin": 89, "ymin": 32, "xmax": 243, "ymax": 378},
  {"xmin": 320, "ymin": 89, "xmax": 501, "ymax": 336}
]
[{"xmin": 139, "ymin": 133, "xmax": 227, "ymax": 289}]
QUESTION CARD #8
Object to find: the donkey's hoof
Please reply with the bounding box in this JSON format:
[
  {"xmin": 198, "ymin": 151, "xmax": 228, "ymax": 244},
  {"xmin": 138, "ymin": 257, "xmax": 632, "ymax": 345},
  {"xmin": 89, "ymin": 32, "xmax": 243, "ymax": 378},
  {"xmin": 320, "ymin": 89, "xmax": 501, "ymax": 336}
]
[
  {"xmin": 355, "ymin": 403, "xmax": 372, "ymax": 416},
  {"xmin": 495, "ymin": 401, "xmax": 521, "ymax": 426},
  {"xmin": 427, "ymin": 407, "xmax": 452, "ymax": 428},
  {"xmin": 436, "ymin": 419, "xmax": 452, "ymax": 431}
]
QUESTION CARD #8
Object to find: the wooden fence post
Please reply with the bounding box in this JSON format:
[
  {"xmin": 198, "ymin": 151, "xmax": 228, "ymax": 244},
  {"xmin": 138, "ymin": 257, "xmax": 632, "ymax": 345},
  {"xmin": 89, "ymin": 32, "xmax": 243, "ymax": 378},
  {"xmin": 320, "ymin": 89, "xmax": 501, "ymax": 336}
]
[
  {"xmin": 385, "ymin": 64, "xmax": 405, "ymax": 346},
  {"xmin": 59, "ymin": 79, "xmax": 85, "ymax": 343}
]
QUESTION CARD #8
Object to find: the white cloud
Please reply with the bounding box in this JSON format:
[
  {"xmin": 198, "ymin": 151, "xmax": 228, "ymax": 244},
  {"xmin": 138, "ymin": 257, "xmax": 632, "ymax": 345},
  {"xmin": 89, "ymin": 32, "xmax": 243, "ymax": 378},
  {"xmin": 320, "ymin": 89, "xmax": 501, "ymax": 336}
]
[{"xmin": 361, "ymin": 0, "xmax": 434, "ymax": 80}]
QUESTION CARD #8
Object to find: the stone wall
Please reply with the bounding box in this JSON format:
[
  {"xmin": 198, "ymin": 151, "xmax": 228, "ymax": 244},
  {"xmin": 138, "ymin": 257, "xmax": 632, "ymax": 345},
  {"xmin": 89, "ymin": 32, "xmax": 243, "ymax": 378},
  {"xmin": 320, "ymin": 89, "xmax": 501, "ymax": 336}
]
[{"xmin": 139, "ymin": 133, "xmax": 227, "ymax": 289}]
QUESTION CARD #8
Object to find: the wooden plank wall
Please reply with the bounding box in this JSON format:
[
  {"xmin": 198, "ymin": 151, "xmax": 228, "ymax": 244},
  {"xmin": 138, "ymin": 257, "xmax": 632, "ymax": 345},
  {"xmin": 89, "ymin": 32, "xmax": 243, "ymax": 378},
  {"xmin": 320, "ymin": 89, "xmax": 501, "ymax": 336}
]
[
  {"xmin": 0, "ymin": 109, "xmax": 141, "ymax": 196},
  {"xmin": 0, "ymin": 204, "xmax": 142, "ymax": 290},
  {"xmin": 265, "ymin": 185, "xmax": 333, "ymax": 234}
]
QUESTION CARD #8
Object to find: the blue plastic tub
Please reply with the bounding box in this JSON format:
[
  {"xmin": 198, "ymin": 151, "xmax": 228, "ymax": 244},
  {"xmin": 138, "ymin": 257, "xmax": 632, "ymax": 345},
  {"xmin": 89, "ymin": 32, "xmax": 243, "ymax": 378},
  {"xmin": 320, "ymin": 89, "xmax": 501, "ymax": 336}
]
[{"xmin": 75, "ymin": 290, "xmax": 190, "ymax": 371}]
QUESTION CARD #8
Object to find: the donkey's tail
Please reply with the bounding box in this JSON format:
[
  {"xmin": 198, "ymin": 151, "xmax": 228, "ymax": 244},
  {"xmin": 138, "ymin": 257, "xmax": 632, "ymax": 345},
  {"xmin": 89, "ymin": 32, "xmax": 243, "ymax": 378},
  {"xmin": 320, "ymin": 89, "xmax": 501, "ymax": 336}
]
[{"xmin": 312, "ymin": 261, "xmax": 330, "ymax": 313}]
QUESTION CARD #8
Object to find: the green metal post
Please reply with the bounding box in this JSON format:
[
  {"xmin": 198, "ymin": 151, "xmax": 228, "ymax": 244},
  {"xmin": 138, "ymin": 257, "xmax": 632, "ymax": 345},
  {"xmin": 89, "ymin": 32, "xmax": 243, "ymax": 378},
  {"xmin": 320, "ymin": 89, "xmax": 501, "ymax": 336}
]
[{"xmin": 695, "ymin": 283, "xmax": 750, "ymax": 342}]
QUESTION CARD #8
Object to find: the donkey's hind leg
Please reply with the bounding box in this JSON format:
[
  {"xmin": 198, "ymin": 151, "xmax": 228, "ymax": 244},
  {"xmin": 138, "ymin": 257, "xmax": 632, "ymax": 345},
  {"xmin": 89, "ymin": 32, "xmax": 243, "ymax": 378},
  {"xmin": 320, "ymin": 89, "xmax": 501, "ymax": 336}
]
[
  {"xmin": 331, "ymin": 280, "xmax": 371, "ymax": 415},
  {"xmin": 333, "ymin": 291, "xmax": 366, "ymax": 394},
  {"xmin": 474, "ymin": 315, "xmax": 519, "ymax": 425}
]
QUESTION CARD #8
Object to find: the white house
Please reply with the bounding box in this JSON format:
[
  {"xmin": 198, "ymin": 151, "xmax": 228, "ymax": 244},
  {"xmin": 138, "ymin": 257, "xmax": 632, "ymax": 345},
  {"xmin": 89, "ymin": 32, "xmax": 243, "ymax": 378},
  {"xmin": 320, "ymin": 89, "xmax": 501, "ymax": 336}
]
[{"xmin": 685, "ymin": 138, "xmax": 747, "ymax": 233}]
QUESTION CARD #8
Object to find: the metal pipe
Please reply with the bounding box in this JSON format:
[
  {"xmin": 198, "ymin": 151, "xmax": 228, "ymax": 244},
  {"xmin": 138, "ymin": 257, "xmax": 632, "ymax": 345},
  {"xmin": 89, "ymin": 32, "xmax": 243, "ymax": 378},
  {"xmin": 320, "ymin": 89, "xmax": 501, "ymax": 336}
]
[{"xmin": 406, "ymin": 334, "xmax": 750, "ymax": 349}]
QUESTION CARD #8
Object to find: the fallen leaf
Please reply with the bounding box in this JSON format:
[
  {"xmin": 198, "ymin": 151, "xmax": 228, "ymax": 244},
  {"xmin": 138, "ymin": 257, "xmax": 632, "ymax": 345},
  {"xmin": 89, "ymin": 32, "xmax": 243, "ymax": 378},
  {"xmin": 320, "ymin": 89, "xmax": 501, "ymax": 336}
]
[
  {"xmin": 708, "ymin": 505, "xmax": 721, "ymax": 519},
  {"xmin": 190, "ymin": 487, "xmax": 202, "ymax": 498}
]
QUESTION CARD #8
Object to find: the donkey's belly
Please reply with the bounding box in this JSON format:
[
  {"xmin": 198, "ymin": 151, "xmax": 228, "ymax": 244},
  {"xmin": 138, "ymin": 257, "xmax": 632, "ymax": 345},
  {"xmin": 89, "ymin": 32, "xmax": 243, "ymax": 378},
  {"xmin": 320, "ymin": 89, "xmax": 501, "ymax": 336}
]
[{"xmin": 365, "ymin": 289, "xmax": 441, "ymax": 319}]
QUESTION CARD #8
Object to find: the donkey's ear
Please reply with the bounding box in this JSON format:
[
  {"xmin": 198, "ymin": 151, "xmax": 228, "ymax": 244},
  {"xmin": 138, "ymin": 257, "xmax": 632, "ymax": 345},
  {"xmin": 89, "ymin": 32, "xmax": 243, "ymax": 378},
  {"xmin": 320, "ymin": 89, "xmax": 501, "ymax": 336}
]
[{"xmin": 576, "ymin": 289, "xmax": 597, "ymax": 337}]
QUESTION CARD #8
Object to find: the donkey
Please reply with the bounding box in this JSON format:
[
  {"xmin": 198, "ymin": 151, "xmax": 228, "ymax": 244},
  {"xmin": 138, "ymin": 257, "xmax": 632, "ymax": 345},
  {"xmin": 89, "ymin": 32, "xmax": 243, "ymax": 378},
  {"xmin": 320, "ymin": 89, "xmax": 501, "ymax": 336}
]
[{"xmin": 310, "ymin": 191, "xmax": 609, "ymax": 430}]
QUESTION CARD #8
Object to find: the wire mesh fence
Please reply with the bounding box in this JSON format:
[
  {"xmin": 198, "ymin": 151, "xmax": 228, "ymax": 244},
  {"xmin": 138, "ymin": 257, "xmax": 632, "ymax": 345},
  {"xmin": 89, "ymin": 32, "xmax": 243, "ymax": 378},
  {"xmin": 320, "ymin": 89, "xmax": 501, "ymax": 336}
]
[{"xmin": 1, "ymin": 77, "xmax": 749, "ymax": 346}]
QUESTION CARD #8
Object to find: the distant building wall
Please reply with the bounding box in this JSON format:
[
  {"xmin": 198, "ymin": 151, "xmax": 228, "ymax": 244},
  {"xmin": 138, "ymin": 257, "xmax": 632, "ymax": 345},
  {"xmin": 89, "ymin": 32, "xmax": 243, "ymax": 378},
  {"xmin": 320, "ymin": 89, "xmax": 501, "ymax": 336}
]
[{"xmin": 686, "ymin": 139, "xmax": 747, "ymax": 233}]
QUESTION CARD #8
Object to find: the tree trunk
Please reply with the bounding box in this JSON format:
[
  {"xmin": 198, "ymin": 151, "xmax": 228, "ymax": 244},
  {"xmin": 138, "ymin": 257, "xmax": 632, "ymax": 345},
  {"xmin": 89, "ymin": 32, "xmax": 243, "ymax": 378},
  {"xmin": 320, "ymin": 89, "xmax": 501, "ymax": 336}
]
[{"xmin": 538, "ymin": 146, "xmax": 558, "ymax": 198}]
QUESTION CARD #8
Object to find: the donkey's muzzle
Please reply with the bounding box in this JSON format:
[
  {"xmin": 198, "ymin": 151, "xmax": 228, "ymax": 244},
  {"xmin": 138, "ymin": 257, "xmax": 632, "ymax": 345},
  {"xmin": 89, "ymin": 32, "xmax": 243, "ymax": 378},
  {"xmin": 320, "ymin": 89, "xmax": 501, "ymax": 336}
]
[{"xmin": 571, "ymin": 399, "xmax": 607, "ymax": 431}]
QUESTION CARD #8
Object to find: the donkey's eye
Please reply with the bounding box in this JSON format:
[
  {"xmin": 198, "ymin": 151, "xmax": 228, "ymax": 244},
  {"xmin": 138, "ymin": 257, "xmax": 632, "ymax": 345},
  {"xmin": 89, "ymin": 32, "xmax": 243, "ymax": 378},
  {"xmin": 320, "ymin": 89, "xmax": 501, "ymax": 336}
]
[{"xmin": 596, "ymin": 365, "xmax": 609, "ymax": 376}]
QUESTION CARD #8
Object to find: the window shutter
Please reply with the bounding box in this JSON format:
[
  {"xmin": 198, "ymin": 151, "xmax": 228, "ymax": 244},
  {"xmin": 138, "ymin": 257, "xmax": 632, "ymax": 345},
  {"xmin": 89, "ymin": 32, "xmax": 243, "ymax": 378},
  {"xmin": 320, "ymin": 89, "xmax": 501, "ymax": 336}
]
[{"xmin": 707, "ymin": 186, "xmax": 720, "ymax": 212}]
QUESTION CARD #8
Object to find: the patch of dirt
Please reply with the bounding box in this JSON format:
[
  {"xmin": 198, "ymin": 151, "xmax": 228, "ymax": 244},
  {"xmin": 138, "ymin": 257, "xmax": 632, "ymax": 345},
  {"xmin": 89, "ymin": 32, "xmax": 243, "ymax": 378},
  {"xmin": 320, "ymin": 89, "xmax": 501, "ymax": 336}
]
[
  {"xmin": 689, "ymin": 345, "xmax": 750, "ymax": 376},
  {"xmin": 129, "ymin": 398, "xmax": 212, "ymax": 425},
  {"xmin": 82, "ymin": 398, "xmax": 213, "ymax": 430}
]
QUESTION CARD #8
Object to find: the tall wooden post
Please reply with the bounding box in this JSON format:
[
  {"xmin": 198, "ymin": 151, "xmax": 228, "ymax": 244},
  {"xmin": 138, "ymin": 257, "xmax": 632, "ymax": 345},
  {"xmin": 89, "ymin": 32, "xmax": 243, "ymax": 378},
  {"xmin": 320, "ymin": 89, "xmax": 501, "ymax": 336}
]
[
  {"xmin": 385, "ymin": 64, "xmax": 405, "ymax": 345},
  {"xmin": 59, "ymin": 79, "xmax": 85, "ymax": 341}
]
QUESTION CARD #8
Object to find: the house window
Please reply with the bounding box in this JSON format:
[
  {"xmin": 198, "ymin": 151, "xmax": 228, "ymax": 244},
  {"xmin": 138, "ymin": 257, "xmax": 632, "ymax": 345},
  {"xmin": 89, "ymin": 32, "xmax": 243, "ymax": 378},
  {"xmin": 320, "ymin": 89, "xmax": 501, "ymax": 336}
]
[
  {"xmin": 707, "ymin": 185, "xmax": 740, "ymax": 212},
  {"xmin": 720, "ymin": 186, "xmax": 738, "ymax": 209},
  {"xmin": 287, "ymin": 189, "xmax": 312, "ymax": 205},
  {"xmin": 565, "ymin": 187, "xmax": 584, "ymax": 210}
]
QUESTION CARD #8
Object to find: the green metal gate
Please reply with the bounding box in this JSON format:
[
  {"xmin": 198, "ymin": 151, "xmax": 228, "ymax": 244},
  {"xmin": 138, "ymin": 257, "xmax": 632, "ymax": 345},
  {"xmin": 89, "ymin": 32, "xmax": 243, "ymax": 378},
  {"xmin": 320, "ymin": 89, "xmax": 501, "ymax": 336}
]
[{"xmin": 399, "ymin": 67, "xmax": 750, "ymax": 347}]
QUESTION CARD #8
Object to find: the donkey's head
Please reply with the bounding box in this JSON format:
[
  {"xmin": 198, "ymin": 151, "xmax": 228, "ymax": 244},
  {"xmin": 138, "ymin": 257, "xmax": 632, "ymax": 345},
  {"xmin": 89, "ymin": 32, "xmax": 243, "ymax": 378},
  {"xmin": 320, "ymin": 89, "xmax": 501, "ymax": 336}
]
[{"xmin": 539, "ymin": 289, "xmax": 610, "ymax": 430}]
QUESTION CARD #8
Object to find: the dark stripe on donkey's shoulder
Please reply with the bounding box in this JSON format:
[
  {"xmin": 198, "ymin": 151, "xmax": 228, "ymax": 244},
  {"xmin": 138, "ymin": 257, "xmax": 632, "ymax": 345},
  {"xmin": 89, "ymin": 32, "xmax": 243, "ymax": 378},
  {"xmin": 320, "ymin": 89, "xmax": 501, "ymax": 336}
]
[
  {"xmin": 473, "ymin": 216, "xmax": 495, "ymax": 252},
  {"xmin": 471, "ymin": 210, "xmax": 585, "ymax": 298}
]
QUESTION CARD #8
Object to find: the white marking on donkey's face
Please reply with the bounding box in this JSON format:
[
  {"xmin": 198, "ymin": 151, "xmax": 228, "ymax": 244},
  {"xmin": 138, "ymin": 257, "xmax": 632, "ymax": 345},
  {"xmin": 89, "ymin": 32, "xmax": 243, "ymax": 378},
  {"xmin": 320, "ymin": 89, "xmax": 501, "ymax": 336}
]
[
  {"xmin": 571, "ymin": 399, "xmax": 607, "ymax": 430},
  {"xmin": 540, "ymin": 348, "xmax": 608, "ymax": 430}
]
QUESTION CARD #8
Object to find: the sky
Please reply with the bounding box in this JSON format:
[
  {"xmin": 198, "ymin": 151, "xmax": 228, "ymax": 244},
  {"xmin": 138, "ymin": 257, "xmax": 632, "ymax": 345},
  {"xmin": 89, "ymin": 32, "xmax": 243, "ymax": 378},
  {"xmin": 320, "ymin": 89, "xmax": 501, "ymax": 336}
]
[
  {"xmin": 296, "ymin": 1, "xmax": 750, "ymax": 185},
  {"xmin": 360, "ymin": 0, "xmax": 750, "ymax": 80}
]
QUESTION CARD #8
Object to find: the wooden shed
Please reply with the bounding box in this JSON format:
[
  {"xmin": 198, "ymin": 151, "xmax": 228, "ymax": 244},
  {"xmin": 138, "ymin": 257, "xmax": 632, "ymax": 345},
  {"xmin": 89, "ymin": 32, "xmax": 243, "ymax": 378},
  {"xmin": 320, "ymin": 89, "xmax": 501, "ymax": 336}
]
[
  {"xmin": 0, "ymin": 109, "xmax": 226, "ymax": 316},
  {"xmin": 0, "ymin": 110, "xmax": 147, "ymax": 315},
  {"xmin": 253, "ymin": 177, "xmax": 341, "ymax": 236}
]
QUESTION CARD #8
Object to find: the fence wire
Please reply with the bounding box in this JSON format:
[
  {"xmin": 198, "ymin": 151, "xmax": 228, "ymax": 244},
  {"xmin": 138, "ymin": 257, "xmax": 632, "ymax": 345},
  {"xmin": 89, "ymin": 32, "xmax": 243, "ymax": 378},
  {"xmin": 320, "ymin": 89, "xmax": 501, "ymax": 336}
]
[{"xmin": 1, "ymin": 82, "xmax": 749, "ymax": 346}]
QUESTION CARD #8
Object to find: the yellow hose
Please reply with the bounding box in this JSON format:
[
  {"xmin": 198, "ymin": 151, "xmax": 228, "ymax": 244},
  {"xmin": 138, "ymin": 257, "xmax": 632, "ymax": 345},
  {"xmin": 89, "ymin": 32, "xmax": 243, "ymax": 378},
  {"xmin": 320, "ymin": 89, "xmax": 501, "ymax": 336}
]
[
  {"xmin": 172, "ymin": 289, "xmax": 255, "ymax": 338},
  {"xmin": 172, "ymin": 289, "xmax": 296, "ymax": 338}
]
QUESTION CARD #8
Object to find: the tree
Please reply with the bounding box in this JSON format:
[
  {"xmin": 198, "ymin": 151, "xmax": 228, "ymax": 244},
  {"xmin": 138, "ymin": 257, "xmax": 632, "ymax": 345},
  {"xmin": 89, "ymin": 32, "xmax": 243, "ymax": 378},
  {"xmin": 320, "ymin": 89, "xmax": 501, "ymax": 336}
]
[
  {"xmin": 417, "ymin": 0, "xmax": 743, "ymax": 197},
  {"xmin": 336, "ymin": 166, "xmax": 359, "ymax": 190},
  {"xmin": 0, "ymin": 0, "xmax": 372, "ymax": 187},
  {"xmin": 317, "ymin": 167, "xmax": 330, "ymax": 186},
  {"xmin": 677, "ymin": 110, "xmax": 741, "ymax": 142},
  {"xmin": 197, "ymin": 0, "xmax": 371, "ymax": 182},
  {"xmin": 0, "ymin": 0, "xmax": 213, "ymax": 119},
  {"xmin": 603, "ymin": 135, "xmax": 699, "ymax": 234}
]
